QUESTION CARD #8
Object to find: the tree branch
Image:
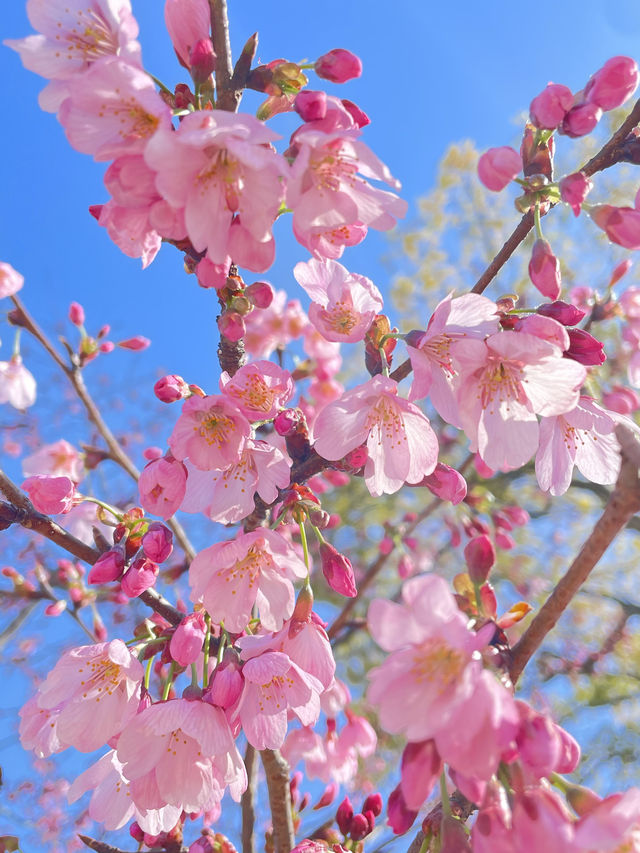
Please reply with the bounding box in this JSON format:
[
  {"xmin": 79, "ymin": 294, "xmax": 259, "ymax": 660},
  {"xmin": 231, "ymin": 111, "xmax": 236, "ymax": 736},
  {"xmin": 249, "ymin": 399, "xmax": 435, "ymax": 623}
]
[
  {"xmin": 261, "ymin": 749, "xmax": 295, "ymax": 853},
  {"xmin": 210, "ymin": 0, "xmax": 240, "ymax": 112},
  {"xmin": 242, "ymin": 743, "xmax": 258, "ymax": 853},
  {"xmin": 471, "ymin": 98, "xmax": 640, "ymax": 296},
  {"xmin": 509, "ymin": 428, "xmax": 640, "ymax": 684}
]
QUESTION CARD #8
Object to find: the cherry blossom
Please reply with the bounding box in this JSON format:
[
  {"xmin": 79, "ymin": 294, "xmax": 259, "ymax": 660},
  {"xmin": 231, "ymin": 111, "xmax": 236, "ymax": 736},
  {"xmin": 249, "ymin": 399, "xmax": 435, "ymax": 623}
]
[
  {"xmin": 22, "ymin": 439, "xmax": 84, "ymax": 481},
  {"xmin": 168, "ymin": 394, "xmax": 251, "ymax": 472},
  {"xmin": 293, "ymin": 258, "xmax": 383, "ymax": 343},
  {"xmin": 220, "ymin": 361, "xmax": 294, "ymax": 421},
  {"xmin": 189, "ymin": 529, "xmax": 308, "ymax": 632},
  {"xmin": 313, "ymin": 375, "xmax": 439, "ymax": 497},
  {"xmin": 0, "ymin": 355, "xmax": 37, "ymax": 410},
  {"xmin": 0, "ymin": 262, "xmax": 24, "ymax": 298}
]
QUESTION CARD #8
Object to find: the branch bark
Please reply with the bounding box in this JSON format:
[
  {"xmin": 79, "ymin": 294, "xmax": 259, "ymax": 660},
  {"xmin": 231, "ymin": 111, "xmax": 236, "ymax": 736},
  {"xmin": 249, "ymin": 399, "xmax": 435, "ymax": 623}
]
[
  {"xmin": 242, "ymin": 743, "xmax": 258, "ymax": 853},
  {"xmin": 509, "ymin": 427, "xmax": 640, "ymax": 684},
  {"xmin": 210, "ymin": 0, "xmax": 240, "ymax": 112},
  {"xmin": 261, "ymin": 749, "xmax": 295, "ymax": 853}
]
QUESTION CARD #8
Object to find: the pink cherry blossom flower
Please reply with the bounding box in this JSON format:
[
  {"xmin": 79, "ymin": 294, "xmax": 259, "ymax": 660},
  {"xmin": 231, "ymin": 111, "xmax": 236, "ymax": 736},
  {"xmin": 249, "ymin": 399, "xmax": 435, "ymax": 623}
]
[
  {"xmin": 220, "ymin": 362, "xmax": 294, "ymax": 421},
  {"xmin": 454, "ymin": 331, "xmax": 586, "ymax": 471},
  {"xmin": 0, "ymin": 355, "xmax": 36, "ymax": 410},
  {"xmin": 116, "ymin": 699, "xmax": 247, "ymax": 818},
  {"xmin": 58, "ymin": 58, "xmax": 171, "ymax": 161},
  {"xmin": 189, "ymin": 529, "xmax": 308, "ymax": 632},
  {"xmin": 400, "ymin": 740, "xmax": 442, "ymax": 810},
  {"xmin": 573, "ymin": 788, "xmax": 640, "ymax": 852},
  {"xmin": 169, "ymin": 394, "xmax": 251, "ymax": 472},
  {"xmin": 477, "ymin": 146, "xmax": 521, "ymax": 191},
  {"xmin": 535, "ymin": 396, "xmax": 621, "ymax": 496},
  {"xmin": 367, "ymin": 574, "xmax": 518, "ymax": 783},
  {"xmin": 293, "ymin": 258, "xmax": 383, "ymax": 343},
  {"xmin": 235, "ymin": 650, "xmax": 323, "ymax": 750},
  {"xmin": 313, "ymin": 375, "xmax": 438, "ymax": 497},
  {"xmin": 243, "ymin": 290, "xmax": 308, "ymax": 358},
  {"xmin": 181, "ymin": 440, "xmax": 291, "ymax": 525},
  {"xmin": 22, "ymin": 439, "xmax": 83, "ymax": 482},
  {"xmin": 0, "ymin": 262, "xmax": 24, "ymax": 298},
  {"xmin": 139, "ymin": 455, "xmax": 187, "ymax": 519},
  {"xmin": 18, "ymin": 696, "xmax": 63, "ymax": 758},
  {"xmin": 286, "ymin": 115, "xmax": 407, "ymax": 258},
  {"xmin": 68, "ymin": 749, "xmax": 181, "ymax": 835},
  {"xmin": 22, "ymin": 475, "xmax": 77, "ymax": 514},
  {"xmin": 144, "ymin": 110, "xmax": 286, "ymax": 272},
  {"xmin": 510, "ymin": 786, "xmax": 577, "ymax": 853},
  {"xmin": 406, "ymin": 292, "xmax": 499, "ymax": 425},
  {"xmin": 5, "ymin": 0, "xmax": 141, "ymax": 112},
  {"xmin": 164, "ymin": 0, "xmax": 211, "ymax": 68},
  {"xmin": 91, "ymin": 201, "xmax": 162, "ymax": 268},
  {"xmin": 24, "ymin": 640, "xmax": 143, "ymax": 754}
]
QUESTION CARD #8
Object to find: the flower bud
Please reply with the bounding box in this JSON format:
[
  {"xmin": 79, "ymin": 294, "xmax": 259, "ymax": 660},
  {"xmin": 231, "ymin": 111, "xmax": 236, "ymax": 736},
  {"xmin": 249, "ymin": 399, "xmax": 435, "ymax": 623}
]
[
  {"xmin": 419, "ymin": 463, "xmax": 467, "ymax": 505},
  {"xmin": 561, "ymin": 102, "xmax": 602, "ymax": 138},
  {"xmin": 22, "ymin": 475, "xmax": 76, "ymax": 515},
  {"xmin": 118, "ymin": 336, "xmax": 150, "ymax": 351},
  {"xmin": 464, "ymin": 534, "xmax": 496, "ymax": 584},
  {"xmin": 565, "ymin": 328, "xmax": 606, "ymax": 365},
  {"xmin": 218, "ymin": 311, "xmax": 245, "ymax": 342},
  {"xmin": 88, "ymin": 546, "xmax": 125, "ymax": 585},
  {"xmin": 528, "ymin": 239, "xmax": 561, "ymax": 300},
  {"xmin": 585, "ymin": 56, "xmax": 639, "ymax": 111},
  {"xmin": 589, "ymin": 204, "xmax": 640, "ymax": 250},
  {"xmin": 170, "ymin": 612, "xmax": 207, "ymax": 666},
  {"xmin": 121, "ymin": 557, "xmax": 159, "ymax": 598},
  {"xmin": 313, "ymin": 782, "xmax": 338, "ymax": 810},
  {"xmin": 189, "ymin": 38, "xmax": 216, "ymax": 84},
  {"xmin": 274, "ymin": 408, "xmax": 301, "ymax": 436},
  {"xmin": 0, "ymin": 262, "xmax": 24, "ymax": 298},
  {"xmin": 69, "ymin": 301, "xmax": 85, "ymax": 326},
  {"xmin": 559, "ymin": 171, "xmax": 593, "ymax": 216},
  {"xmin": 537, "ymin": 300, "xmax": 585, "ymax": 326},
  {"xmin": 315, "ymin": 49, "xmax": 362, "ymax": 83},
  {"xmin": 245, "ymin": 280, "xmax": 274, "ymax": 309},
  {"xmin": 477, "ymin": 146, "xmax": 521, "ymax": 191},
  {"xmin": 206, "ymin": 649, "xmax": 244, "ymax": 709},
  {"xmin": 336, "ymin": 797, "xmax": 354, "ymax": 835},
  {"xmin": 363, "ymin": 793, "xmax": 383, "ymax": 818},
  {"xmin": 295, "ymin": 90, "xmax": 327, "ymax": 122},
  {"xmin": 529, "ymin": 83, "xmax": 573, "ymax": 129},
  {"xmin": 610, "ymin": 259, "xmax": 632, "ymax": 288},
  {"xmin": 142, "ymin": 522, "xmax": 174, "ymax": 563},
  {"xmin": 154, "ymin": 374, "xmax": 190, "ymax": 403},
  {"xmin": 45, "ymin": 600, "xmax": 67, "ymax": 617},
  {"xmin": 349, "ymin": 813, "xmax": 370, "ymax": 841},
  {"xmin": 602, "ymin": 385, "xmax": 640, "ymax": 414},
  {"xmin": 341, "ymin": 98, "xmax": 370, "ymax": 127}
]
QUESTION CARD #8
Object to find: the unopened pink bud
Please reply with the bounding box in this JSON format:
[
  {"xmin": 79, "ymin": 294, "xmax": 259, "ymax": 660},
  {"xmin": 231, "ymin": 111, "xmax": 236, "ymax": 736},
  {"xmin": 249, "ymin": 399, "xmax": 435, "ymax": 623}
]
[
  {"xmin": 245, "ymin": 280, "xmax": 274, "ymax": 309},
  {"xmin": 143, "ymin": 446, "xmax": 164, "ymax": 461},
  {"xmin": 100, "ymin": 341, "xmax": 115, "ymax": 353},
  {"xmin": 170, "ymin": 612, "xmax": 207, "ymax": 666},
  {"xmin": 189, "ymin": 38, "xmax": 216, "ymax": 84},
  {"xmin": 273, "ymin": 408, "xmax": 300, "ymax": 436},
  {"xmin": 349, "ymin": 813, "xmax": 370, "ymax": 841},
  {"xmin": 343, "ymin": 445, "xmax": 368, "ymax": 470},
  {"xmin": 315, "ymin": 49, "xmax": 362, "ymax": 83},
  {"xmin": 218, "ymin": 311, "xmax": 245, "ymax": 342},
  {"xmin": 561, "ymin": 102, "xmax": 602, "ymax": 138},
  {"xmin": 142, "ymin": 522, "xmax": 174, "ymax": 563},
  {"xmin": 477, "ymin": 146, "xmax": 521, "ymax": 192},
  {"xmin": 528, "ymin": 239, "xmax": 561, "ymax": 300},
  {"xmin": 363, "ymin": 793, "xmax": 383, "ymax": 818},
  {"xmin": 69, "ymin": 301, "xmax": 85, "ymax": 326},
  {"xmin": 22, "ymin": 475, "xmax": 76, "ymax": 515},
  {"xmin": 341, "ymin": 98, "xmax": 370, "ymax": 127},
  {"xmin": 118, "ymin": 336, "xmax": 150, "ymax": 351},
  {"xmin": 559, "ymin": 171, "xmax": 593, "ymax": 216},
  {"xmin": 529, "ymin": 82, "xmax": 574, "ymax": 129},
  {"xmin": 585, "ymin": 56, "xmax": 639, "ymax": 111},
  {"xmin": 154, "ymin": 374, "xmax": 190, "ymax": 403},
  {"xmin": 206, "ymin": 650, "xmax": 244, "ymax": 709},
  {"xmin": 295, "ymin": 90, "xmax": 327, "ymax": 122},
  {"xmin": 320, "ymin": 542, "xmax": 357, "ymax": 597},
  {"xmin": 336, "ymin": 797, "xmax": 354, "ymax": 835},
  {"xmin": 502, "ymin": 505, "xmax": 530, "ymax": 527},
  {"xmin": 88, "ymin": 547, "xmax": 125, "ymax": 585},
  {"xmin": 45, "ymin": 600, "xmax": 67, "ymax": 617},
  {"xmin": 314, "ymin": 782, "xmax": 338, "ymax": 810},
  {"xmin": 130, "ymin": 822, "xmax": 145, "ymax": 843},
  {"xmin": 537, "ymin": 300, "xmax": 585, "ymax": 326},
  {"xmin": 565, "ymin": 328, "xmax": 606, "ymax": 365},
  {"xmin": 611, "ymin": 259, "xmax": 633, "ymax": 288},
  {"xmin": 495, "ymin": 531, "xmax": 515, "ymax": 550},
  {"xmin": 590, "ymin": 204, "xmax": 640, "ymax": 250},
  {"xmin": 121, "ymin": 557, "xmax": 159, "ymax": 598},
  {"xmin": 464, "ymin": 534, "xmax": 496, "ymax": 584},
  {"xmin": 420, "ymin": 463, "xmax": 467, "ymax": 505},
  {"xmin": 379, "ymin": 536, "xmax": 393, "ymax": 556},
  {"xmin": 603, "ymin": 385, "xmax": 640, "ymax": 414}
]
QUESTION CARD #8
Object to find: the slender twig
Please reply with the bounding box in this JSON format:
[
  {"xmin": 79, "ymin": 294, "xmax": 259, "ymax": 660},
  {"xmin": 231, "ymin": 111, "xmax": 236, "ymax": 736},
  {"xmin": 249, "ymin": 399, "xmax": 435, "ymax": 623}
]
[
  {"xmin": 242, "ymin": 743, "xmax": 258, "ymax": 853},
  {"xmin": 471, "ymin": 98, "xmax": 640, "ymax": 296},
  {"xmin": 0, "ymin": 469, "xmax": 185, "ymax": 627},
  {"xmin": 509, "ymin": 429, "xmax": 640, "ymax": 684},
  {"xmin": 209, "ymin": 0, "xmax": 240, "ymax": 112},
  {"xmin": 10, "ymin": 294, "xmax": 196, "ymax": 562},
  {"xmin": 261, "ymin": 749, "xmax": 295, "ymax": 853}
]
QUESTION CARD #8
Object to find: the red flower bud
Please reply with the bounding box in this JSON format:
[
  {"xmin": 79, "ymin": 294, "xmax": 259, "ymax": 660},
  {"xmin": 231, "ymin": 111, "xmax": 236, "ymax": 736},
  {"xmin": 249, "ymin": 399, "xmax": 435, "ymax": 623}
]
[
  {"xmin": 464, "ymin": 534, "xmax": 496, "ymax": 584},
  {"xmin": 336, "ymin": 797, "xmax": 354, "ymax": 836},
  {"xmin": 189, "ymin": 38, "xmax": 216, "ymax": 84},
  {"xmin": 319, "ymin": 542, "xmax": 357, "ymax": 598},
  {"xmin": 315, "ymin": 49, "xmax": 362, "ymax": 83},
  {"xmin": 154, "ymin": 374, "xmax": 190, "ymax": 403},
  {"xmin": 565, "ymin": 328, "xmax": 606, "ymax": 365}
]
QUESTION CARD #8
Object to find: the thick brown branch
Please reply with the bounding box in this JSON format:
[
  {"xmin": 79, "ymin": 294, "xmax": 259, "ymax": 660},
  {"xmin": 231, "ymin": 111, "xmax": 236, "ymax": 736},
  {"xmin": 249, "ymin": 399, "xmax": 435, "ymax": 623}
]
[
  {"xmin": 242, "ymin": 743, "xmax": 258, "ymax": 853},
  {"xmin": 471, "ymin": 98, "xmax": 640, "ymax": 296},
  {"xmin": 261, "ymin": 749, "xmax": 295, "ymax": 853},
  {"xmin": 510, "ymin": 434, "xmax": 640, "ymax": 684}
]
